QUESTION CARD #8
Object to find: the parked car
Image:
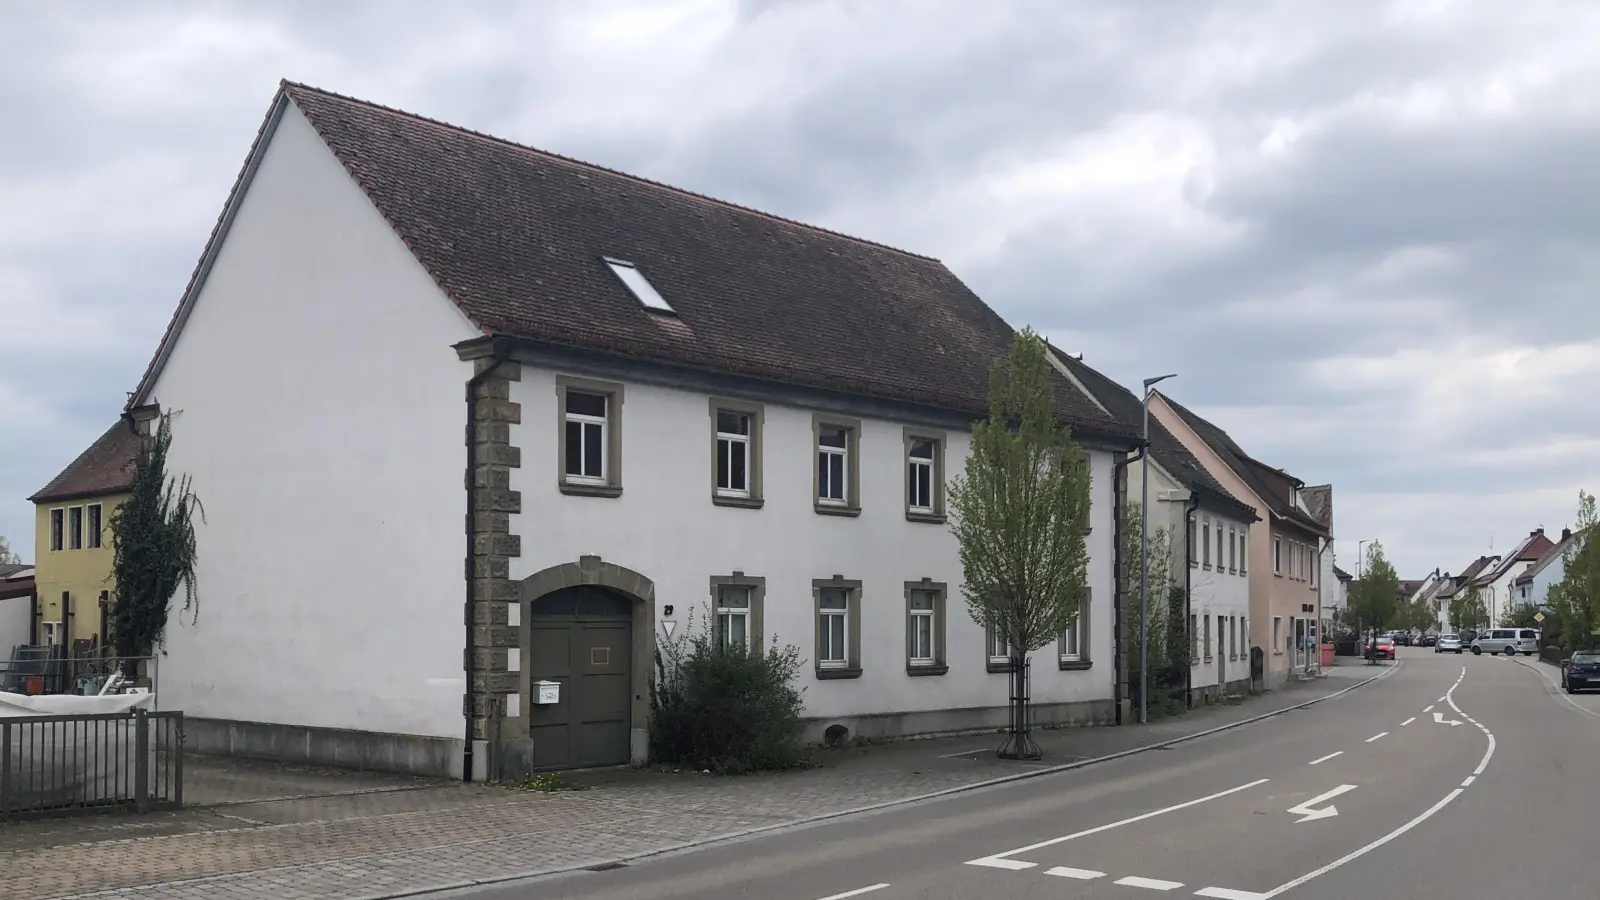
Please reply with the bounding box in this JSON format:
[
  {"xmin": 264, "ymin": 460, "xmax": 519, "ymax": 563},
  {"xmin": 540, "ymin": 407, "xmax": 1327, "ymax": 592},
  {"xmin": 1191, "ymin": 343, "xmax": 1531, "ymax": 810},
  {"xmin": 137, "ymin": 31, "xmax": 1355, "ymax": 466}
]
[
  {"xmin": 1435, "ymin": 633, "xmax": 1463, "ymax": 653},
  {"xmin": 1365, "ymin": 636, "xmax": 1397, "ymax": 660},
  {"xmin": 1470, "ymin": 628, "xmax": 1540, "ymax": 656},
  {"xmin": 1417, "ymin": 633, "xmax": 1438, "ymax": 647},
  {"xmin": 1563, "ymin": 651, "xmax": 1600, "ymax": 693}
]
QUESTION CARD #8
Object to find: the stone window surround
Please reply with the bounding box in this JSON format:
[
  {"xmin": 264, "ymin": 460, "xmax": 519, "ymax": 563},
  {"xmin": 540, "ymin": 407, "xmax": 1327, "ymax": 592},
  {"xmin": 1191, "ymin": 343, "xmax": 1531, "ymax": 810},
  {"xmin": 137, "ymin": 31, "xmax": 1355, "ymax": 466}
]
[
  {"xmin": 902, "ymin": 428, "xmax": 946, "ymax": 524},
  {"xmin": 709, "ymin": 398, "xmax": 765, "ymax": 509},
  {"xmin": 812, "ymin": 413, "xmax": 862, "ymax": 517},
  {"xmin": 709, "ymin": 572, "xmax": 766, "ymax": 650},
  {"xmin": 904, "ymin": 578, "xmax": 948, "ymax": 676},
  {"xmin": 556, "ymin": 375, "xmax": 625, "ymax": 498},
  {"xmin": 813, "ymin": 575, "xmax": 863, "ymax": 679}
]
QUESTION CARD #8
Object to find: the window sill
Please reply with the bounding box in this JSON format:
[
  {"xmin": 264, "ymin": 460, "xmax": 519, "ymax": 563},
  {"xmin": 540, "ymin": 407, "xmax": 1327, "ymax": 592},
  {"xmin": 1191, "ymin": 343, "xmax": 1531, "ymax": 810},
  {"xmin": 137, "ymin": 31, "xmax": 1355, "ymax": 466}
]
[
  {"xmin": 1273, "ymin": 650, "xmax": 1284, "ymax": 655},
  {"xmin": 1191, "ymin": 561, "xmax": 1200, "ymax": 568},
  {"xmin": 905, "ymin": 511, "xmax": 946, "ymax": 525},
  {"xmin": 906, "ymin": 664, "xmax": 949, "ymax": 676},
  {"xmin": 1058, "ymin": 659, "xmax": 1092, "ymax": 671},
  {"xmin": 1191, "ymin": 659, "xmax": 1200, "ymax": 667},
  {"xmin": 713, "ymin": 495, "xmax": 764, "ymax": 509},
  {"xmin": 815, "ymin": 666, "xmax": 863, "ymax": 680},
  {"xmin": 814, "ymin": 503, "xmax": 861, "ymax": 518},
  {"xmin": 560, "ymin": 482, "xmax": 622, "ymax": 499},
  {"xmin": 986, "ymin": 660, "xmax": 1017, "ymax": 674},
  {"xmin": 1204, "ymin": 656, "xmax": 1213, "ymax": 663}
]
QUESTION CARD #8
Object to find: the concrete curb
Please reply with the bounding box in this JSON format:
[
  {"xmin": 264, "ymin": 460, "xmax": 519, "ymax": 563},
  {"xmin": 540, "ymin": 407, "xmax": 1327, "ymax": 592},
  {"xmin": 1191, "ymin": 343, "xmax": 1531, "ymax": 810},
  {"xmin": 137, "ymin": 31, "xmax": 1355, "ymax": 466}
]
[
  {"xmin": 1511, "ymin": 655, "xmax": 1600, "ymax": 722},
  {"xmin": 367, "ymin": 661, "xmax": 1400, "ymax": 900}
]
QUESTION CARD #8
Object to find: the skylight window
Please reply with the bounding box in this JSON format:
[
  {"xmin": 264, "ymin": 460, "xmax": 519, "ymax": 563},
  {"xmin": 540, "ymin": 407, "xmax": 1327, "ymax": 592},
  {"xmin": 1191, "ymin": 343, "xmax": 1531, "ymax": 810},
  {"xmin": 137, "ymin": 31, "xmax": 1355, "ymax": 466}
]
[{"xmin": 603, "ymin": 257, "xmax": 674, "ymax": 313}]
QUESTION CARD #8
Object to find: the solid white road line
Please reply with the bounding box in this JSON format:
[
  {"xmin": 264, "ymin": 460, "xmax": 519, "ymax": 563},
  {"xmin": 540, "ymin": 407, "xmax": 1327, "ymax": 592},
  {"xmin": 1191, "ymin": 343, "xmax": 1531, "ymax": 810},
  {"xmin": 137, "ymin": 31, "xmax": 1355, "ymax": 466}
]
[
  {"xmin": 963, "ymin": 778, "xmax": 1270, "ymax": 870},
  {"xmin": 1365, "ymin": 732, "xmax": 1388, "ymax": 742},
  {"xmin": 816, "ymin": 885, "xmax": 890, "ymax": 900},
  {"xmin": 1196, "ymin": 888, "xmax": 1266, "ymax": 900},
  {"xmin": 1044, "ymin": 866, "xmax": 1105, "ymax": 880},
  {"xmin": 1258, "ymin": 665, "xmax": 1492, "ymax": 898},
  {"xmin": 1116, "ymin": 875, "xmax": 1185, "ymax": 890},
  {"xmin": 1401, "ymin": 717, "xmax": 1416, "ymax": 726},
  {"xmin": 1308, "ymin": 751, "xmax": 1343, "ymax": 765}
]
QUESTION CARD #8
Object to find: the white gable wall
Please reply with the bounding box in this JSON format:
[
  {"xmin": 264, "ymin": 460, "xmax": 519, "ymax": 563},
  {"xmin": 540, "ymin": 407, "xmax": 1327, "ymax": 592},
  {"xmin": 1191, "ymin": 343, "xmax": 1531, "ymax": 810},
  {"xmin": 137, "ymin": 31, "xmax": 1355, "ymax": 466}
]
[
  {"xmin": 507, "ymin": 368, "xmax": 1120, "ymax": 724},
  {"xmin": 141, "ymin": 101, "xmax": 480, "ymax": 739}
]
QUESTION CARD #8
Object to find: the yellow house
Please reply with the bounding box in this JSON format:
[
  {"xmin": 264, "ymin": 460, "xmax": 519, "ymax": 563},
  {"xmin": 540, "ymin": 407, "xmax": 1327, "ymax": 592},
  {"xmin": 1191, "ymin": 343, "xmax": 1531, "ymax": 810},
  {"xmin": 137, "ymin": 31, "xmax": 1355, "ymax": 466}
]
[{"xmin": 27, "ymin": 420, "xmax": 142, "ymax": 653}]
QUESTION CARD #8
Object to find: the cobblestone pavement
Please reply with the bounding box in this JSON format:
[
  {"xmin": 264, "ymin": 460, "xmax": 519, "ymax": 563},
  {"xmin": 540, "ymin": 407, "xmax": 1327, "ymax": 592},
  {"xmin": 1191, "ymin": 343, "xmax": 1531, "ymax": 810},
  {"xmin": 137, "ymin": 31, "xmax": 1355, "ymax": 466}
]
[{"xmin": 0, "ymin": 663, "xmax": 1386, "ymax": 900}]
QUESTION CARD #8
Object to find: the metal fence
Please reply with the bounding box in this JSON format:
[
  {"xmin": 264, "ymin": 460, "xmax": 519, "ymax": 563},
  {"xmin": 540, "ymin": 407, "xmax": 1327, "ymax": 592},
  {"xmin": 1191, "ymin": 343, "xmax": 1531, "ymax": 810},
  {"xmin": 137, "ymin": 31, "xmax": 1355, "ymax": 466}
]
[
  {"xmin": 0, "ymin": 648, "xmax": 155, "ymax": 697},
  {"xmin": 0, "ymin": 708, "xmax": 183, "ymax": 819}
]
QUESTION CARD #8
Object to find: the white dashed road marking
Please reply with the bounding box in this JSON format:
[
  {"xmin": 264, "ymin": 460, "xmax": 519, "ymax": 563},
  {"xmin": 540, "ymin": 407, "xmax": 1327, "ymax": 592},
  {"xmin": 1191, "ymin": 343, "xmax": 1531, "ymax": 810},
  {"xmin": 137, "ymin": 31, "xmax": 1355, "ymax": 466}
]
[
  {"xmin": 1117, "ymin": 875, "xmax": 1185, "ymax": 890},
  {"xmin": 1365, "ymin": 732, "xmax": 1388, "ymax": 742},
  {"xmin": 1196, "ymin": 888, "xmax": 1267, "ymax": 900},
  {"xmin": 1401, "ymin": 717, "xmax": 1416, "ymax": 726},
  {"xmin": 1044, "ymin": 866, "xmax": 1105, "ymax": 880},
  {"xmin": 816, "ymin": 885, "xmax": 890, "ymax": 900},
  {"xmin": 1309, "ymin": 751, "xmax": 1343, "ymax": 765},
  {"xmin": 1424, "ymin": 704, "xmax": 1434, "ymax": 712}
]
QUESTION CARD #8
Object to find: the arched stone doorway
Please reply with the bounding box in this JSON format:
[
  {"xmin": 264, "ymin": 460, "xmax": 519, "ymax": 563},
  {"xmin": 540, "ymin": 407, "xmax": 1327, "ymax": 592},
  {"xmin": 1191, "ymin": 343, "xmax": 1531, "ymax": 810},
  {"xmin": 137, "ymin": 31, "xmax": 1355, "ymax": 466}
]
[{"xmin": 514, "ymin": 555, "xmax": 654, "ymax": 771}]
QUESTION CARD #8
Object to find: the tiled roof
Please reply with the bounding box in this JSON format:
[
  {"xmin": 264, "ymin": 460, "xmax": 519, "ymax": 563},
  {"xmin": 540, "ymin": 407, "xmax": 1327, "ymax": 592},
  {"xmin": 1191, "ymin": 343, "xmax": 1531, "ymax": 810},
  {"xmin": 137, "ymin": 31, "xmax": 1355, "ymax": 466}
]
[
  {"xmin": 1300, "ymin": 484, "xmax": 1333, "ymax": 531},
  {"xmin": 28, "ymin": 421, "xmax": 141, "ymax": 504},
  {"xmin": 1472, "ymin": 532, "xmax": 1554, "ymax": 586},
  {"xmin": 1156, "ymin": 394, "xmax": 1328, "ymax": 536},
  {"xmin": 132, "ymin": 81, "xmax": 1134, "ymax": 441},
  {"xmin": 1516, "ymin": 531, "xmax": 1582, "ymax": 585},
  {"xmin": 1050, "ymin": 348, "xmax": 1257, "ymax": 522},
  {"xmin": 1437, "ymin": 555, "xmax": 1496, "ymax": 598},
  {"xmin": 1334, "ymin": 565, "xmax": 1352, "ymax": 581}
]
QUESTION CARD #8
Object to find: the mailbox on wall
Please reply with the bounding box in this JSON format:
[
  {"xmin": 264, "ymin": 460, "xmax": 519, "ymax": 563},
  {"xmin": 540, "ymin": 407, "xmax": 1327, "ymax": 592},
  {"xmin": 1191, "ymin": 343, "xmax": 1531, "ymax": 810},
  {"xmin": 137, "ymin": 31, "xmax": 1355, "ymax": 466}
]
[{"xmin": 534, "ymin": 680, "xmax": 561, "ymax": 705}]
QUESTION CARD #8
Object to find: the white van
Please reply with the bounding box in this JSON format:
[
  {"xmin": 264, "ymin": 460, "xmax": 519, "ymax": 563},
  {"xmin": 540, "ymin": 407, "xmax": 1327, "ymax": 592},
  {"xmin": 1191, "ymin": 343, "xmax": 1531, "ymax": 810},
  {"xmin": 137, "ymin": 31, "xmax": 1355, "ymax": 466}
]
[{"xmin": 1470, "ymin": 628, "xmax": 1539, "ymax": 656}]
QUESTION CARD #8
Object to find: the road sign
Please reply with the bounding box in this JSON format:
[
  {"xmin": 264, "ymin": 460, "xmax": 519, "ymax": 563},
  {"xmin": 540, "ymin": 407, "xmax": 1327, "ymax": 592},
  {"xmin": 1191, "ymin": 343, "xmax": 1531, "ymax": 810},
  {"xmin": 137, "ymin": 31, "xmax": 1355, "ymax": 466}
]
[
  {"xmin": 1287, "ymin": 784, "xmax": 1357, "ymax": 823},
  {"xmin": 1534, "ymin": 611, "xmax": 1545, "ymax": 623}
]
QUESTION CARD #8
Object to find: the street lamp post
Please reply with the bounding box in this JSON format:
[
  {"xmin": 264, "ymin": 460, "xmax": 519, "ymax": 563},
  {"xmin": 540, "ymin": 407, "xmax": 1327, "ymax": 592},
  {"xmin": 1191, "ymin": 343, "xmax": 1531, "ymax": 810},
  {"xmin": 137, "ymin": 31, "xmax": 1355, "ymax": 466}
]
[{"xmin": 1139, "ymin": 373, "xmax": 1177, "ymax": 726}]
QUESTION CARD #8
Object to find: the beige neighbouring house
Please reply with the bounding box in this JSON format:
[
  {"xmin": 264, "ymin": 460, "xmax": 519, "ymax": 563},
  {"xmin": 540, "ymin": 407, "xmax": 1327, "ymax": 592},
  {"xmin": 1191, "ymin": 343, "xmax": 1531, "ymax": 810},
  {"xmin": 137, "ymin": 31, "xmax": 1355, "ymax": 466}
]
[{"xmin": 1148, "ymin": 392, "xmax": 1331, "ymax": 689}]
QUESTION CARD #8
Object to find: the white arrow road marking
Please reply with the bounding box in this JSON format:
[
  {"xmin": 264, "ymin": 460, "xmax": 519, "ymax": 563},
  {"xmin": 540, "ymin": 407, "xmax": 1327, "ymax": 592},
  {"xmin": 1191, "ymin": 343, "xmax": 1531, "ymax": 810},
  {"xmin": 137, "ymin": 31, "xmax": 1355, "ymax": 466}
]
[
  {"xmin": 1044, "ymin": 867, "xmax": 1105, "ymax": 879},
  {"xmin": 1432, "ymin": 711, "xmax": 1463, "ymax": 726},
  {"xmin": 1196, "ymin": 888, "xmax": 1266, "ymax": 900},
  {"xmin": 1287, "ymin": 784, "xmax": 1357, "ymax": 823},
  {"xmin": 1116, "ymin": 876, "xmax": 1184, "ymax": 890},
  {"xmin": 816, "ymin": 885, "xmax": 889, "ymax": 900}
]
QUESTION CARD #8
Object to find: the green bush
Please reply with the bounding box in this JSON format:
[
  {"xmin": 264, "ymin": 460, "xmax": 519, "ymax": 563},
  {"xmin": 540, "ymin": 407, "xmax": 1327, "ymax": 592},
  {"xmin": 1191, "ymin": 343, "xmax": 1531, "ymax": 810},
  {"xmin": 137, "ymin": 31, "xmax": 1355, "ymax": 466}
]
[{"xmin": 648, "ymin": 610, "xmax": 807, "ymax": 774}]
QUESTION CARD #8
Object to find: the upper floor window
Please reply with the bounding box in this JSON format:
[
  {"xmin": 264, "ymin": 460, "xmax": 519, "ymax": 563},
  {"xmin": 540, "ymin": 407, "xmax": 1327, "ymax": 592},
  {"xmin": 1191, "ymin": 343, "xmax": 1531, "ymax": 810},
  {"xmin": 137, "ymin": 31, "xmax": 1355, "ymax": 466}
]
[
  {"xmin": 1239, "ymin": 532, "xmax": 1248, "ymax": 574},
  {"xmin": 86, "ymin": 503, "xmax": 102, "ymax": 549},
  {"xmin": 1189, "ymin": 515, "xmax": 1199, "ymax": 566},
  {"xmin": 556, "ymin": 376, "xmax": 624, "ymax": 497},
  {"xmin": 1227, "ymin": 527, "xmax": 1237, "ymax": 573},
  {"xmin": 1202, "ymin": 518, "xmax": 1212, "ymax": 568},
  {"xmin": 1309, "ymin": 548, "xmax": 1318, "ymax": 587},
  {"xmin": 813, "ymin": 415, "xmax": 860, "ymax": 516},
  {"xmin": 67, "ymin": 506, "xmax": 83, "ymax": 550},
  {"xmin": 905, "ymin": 430, "xmax": 945, "ymax": 521},
  {"xmin": 1215, "ymin": 525, "xmax": 1224, "ymax": 573},
  {"xmin": 1273, "ymin": 536, "xmax": 1283, "ymax": 575},
  {"xmin": 710, "ymin": 400, "xmax": 764, "ymax": 508},
  {"xmin": 50, "ymin": 508, "xmax": 64, "ymax": 551}
]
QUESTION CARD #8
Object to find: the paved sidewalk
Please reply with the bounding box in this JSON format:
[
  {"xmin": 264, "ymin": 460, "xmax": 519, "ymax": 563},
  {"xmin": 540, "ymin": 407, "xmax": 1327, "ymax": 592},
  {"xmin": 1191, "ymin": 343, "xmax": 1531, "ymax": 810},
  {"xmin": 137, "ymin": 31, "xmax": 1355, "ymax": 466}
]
[{"xmin": 0, "ymin": 662, "xmax": 1386, "ymax": 900}]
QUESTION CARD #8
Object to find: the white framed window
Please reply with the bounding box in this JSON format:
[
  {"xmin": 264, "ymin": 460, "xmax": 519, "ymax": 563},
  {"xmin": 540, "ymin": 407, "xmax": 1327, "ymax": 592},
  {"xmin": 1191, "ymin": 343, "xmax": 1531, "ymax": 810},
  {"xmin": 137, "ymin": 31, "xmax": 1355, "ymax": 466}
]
[
  {"xmin": 86, "ymin": 503, "xmax": 102, "ymax": 549},
  {"xmin": 1273, "ymin": 616, "xmax": 1283, "ymax": 654},
  {"xmin": 1273, "ymin": 537, "xmax": 1283, "ymax": 575},
  {"xmin": 41, "ymin": 620, "xmax": 64, "ymax": 646},
  {"xmin": 818, "ymin": 588, "xmax": 849, "ymax": 668},
  {"xmin": 1189, "ymin": 613, "xmax": 1199, "ymax": 664},
  {"xmin": 907, "ymin": 439, "xmax": 936, "ymax": 514},
  {"xmin": 1218, "ymin": 615, "xmax": 1226, "ymax": 661},
  {"xmin": 813, "ymin": 416, "xmax": 860, "ymax": 513},
  {"xmin": 715, "ymin": 410, "xmax": 751, "ymax": 497},
  {"xmin": 563, "ymin": 390, "xmax": 608, "ymax": 484},
  {"xmin": 716, "ymin": 584, "xmax": 751, "ymax": 649},
  {"xmin": 68, "ymin": 506, "xmax": 84, "ymax": 550},
  {"xmin": 1240, "ymin": 533, "xmax": 1248, "ymax": 574},
  {"xmin": 1061, "ymin": 615, "xmax": 1082, "ymax": 662},
  {"xmin": 988, "ymin": 627, "xmax": 1011, "ymax": 666},
  {"xmin": 1216, "ymin": 526, "xmax": 1224, "ymax": 573},
  {"xmin": 1310, "ymin": 548, "xmax": 1318, "ymax": 587},
  {"xmin": 1228, "ymin": 616, "xmax": 1236, "ymax": 659},
  {"xmin": 1203, "ymin": 614, "xmax": 1212, "ymax": 660},
  {"xmin": 1228, "ymin": 527, "xmax": 1237, "ymax": 572},
  {"xmin": 1202, "ymin": 518, "xmax": 1212, "ymax": 568},
  {"xmin": 49, "ymin": 508, "xmax": 64, "ymax": 551},
  {"xmin": 1189, "ymin": 514, "xmax": 1199, "ymax": 566},
  {"xmin": 908, "ymin": 590, "xmax": 936, "ymax": 666}
]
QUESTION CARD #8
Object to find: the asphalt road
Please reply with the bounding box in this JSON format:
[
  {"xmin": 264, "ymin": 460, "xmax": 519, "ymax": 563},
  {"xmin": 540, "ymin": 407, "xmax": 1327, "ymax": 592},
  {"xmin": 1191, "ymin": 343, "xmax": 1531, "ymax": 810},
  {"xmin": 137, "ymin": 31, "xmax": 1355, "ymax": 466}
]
[{"xmin": 453, "ymin": 651, "xmax": 1600, "ymax": 900}]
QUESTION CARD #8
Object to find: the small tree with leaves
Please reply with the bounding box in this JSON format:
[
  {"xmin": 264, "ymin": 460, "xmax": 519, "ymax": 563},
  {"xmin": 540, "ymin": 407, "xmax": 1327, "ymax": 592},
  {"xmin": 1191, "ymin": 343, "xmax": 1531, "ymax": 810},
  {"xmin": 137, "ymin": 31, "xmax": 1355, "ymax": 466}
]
[
  {"xmin": 107, "ymin": 414, "xmax": 204, "ymax": 677},
  {"xmin": 0, "ymin": 534, "xmax": 20, "ymax": 566},
  {"xmin": 948, "ymin": 329, "xmax": 1092, "ymax": 759},
  {"xmin": 1349, "ymin": 542, "xmax": 1400, "ymax": 662},
  {"xmin": 1452, "ymin": 585, "xmax": 1488, "ymax": 636},
  {"xmin": 1549, "ymin": 490, "xmax": 1599, "ymax": 650}
]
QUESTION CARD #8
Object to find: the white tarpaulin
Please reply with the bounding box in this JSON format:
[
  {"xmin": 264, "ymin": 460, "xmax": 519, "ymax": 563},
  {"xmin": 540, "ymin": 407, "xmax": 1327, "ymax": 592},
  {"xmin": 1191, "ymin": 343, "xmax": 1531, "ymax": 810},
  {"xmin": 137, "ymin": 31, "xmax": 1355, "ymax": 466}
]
[{"xmin": 0, "ymin": 691, "xmax": 153, "ymax": 717}]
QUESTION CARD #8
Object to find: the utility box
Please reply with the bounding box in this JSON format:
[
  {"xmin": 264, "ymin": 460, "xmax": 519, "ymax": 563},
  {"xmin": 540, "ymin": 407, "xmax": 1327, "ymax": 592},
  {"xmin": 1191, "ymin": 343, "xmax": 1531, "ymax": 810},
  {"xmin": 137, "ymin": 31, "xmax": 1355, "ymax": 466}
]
[{"xmin": 534, "ymin": 680, "xmax": 561, "ymax": 705}]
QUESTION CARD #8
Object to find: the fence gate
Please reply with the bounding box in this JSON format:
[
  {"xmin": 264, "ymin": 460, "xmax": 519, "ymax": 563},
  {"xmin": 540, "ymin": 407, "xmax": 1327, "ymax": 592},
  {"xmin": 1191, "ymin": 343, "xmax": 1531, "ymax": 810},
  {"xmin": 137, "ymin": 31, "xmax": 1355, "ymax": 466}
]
[{"xmin": 0, "ymin": 708, "xmax": 184, "ymax": 820}]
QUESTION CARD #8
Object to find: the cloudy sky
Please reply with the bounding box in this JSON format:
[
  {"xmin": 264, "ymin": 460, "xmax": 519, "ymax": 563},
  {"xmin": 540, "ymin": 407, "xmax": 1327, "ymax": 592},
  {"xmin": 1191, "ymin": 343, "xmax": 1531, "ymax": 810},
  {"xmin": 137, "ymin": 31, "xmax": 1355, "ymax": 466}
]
[{"xmin": 3, "ymin": 0, "xmax": 1597, "ymax": 576}]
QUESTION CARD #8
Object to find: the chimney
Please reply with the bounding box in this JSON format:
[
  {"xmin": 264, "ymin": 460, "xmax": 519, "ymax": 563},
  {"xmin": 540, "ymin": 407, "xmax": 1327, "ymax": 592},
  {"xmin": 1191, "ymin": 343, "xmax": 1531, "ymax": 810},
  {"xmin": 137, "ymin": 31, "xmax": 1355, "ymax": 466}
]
[
  {"xmin": 1534, "ymin": 528, "xmax": 1544, "ymax": 536},
  {"xmin": 1563, "ymin": 527, "xmax": 1572, "ymax": 541}
]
